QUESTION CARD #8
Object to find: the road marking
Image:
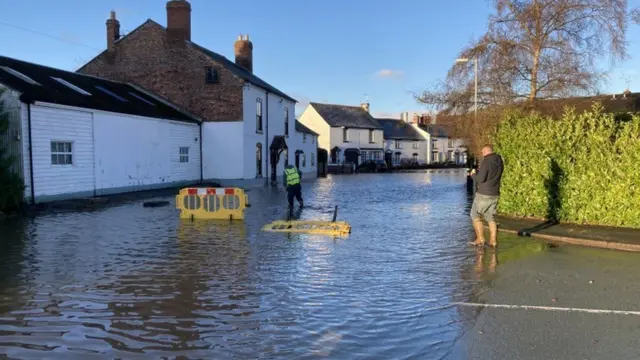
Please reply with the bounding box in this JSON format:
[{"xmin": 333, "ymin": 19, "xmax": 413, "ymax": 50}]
[{"xmin": 454, "ymin": 302, "xmax": 640, "ymax": 315}]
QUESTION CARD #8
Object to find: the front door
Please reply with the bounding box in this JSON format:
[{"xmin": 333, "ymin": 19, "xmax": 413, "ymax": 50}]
[
  {"xmin": 295, "ymin": 152, "xmax": 300, "ymax": 168},
  {"xmin": 344, "ymin": 149, "xmax": 359, "ymax": 164}
]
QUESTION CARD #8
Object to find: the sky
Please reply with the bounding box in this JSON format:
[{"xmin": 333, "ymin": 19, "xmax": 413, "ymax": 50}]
[{"xmin": 1, "ymin": 0, "xmax": 640, "ymax": 118}]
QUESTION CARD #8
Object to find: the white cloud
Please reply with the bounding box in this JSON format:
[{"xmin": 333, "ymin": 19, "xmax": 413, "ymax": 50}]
[{"xmin": 375, "ymin": 69, "xmax": 404, "ymax": 79}]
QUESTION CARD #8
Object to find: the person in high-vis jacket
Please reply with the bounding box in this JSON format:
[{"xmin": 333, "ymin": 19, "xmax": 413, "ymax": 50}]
[{"xmin": 284, "ymin": 164, "xmax": 303, "ymax": 212}]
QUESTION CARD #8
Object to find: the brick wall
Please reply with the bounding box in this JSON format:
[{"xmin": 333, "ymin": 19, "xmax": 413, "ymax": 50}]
[{"xmin": 78, "ymin": 21, "xmax": 244, "ymax": 122}]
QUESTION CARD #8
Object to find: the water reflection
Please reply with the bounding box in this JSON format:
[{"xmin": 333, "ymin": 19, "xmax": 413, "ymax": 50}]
[{"xmin": 0, "ymin": 172, "xmax": 554, "ymax": 358}]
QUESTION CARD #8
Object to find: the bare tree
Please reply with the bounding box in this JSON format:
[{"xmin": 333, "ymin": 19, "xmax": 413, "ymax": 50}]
[{"xmin": 418, "ymin": 0, "xmax": 639, "ymax": 115}]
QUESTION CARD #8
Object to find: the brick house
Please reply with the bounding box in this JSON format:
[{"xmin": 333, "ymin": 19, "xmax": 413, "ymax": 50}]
[{"xmin": 77, "ymin": 0, "xmax": 302, "ymax": 186}]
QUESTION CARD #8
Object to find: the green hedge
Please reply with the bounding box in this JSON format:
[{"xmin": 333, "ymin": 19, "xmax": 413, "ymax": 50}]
[
  {"xmin": 0, "ymin": 92, "xmax": 24, "ymax": 214},
  {"xmin": 494, "ymin": 104, "xmax": 640, "ymax": 228}
]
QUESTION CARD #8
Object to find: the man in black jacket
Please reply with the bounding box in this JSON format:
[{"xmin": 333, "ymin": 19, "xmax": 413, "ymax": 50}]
[{"xmin": 469, "ymin": 145, "xmax": 504, "ymax": 247}]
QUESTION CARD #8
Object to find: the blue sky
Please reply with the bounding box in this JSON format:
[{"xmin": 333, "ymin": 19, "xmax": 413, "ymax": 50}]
[{"xmin": 1, "ymin": 0, "xmax": 640, "ymax": 118}]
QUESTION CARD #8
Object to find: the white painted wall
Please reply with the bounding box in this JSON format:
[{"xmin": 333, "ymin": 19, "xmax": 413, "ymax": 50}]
[
  {"xmin": 383, "ymin": 139, "xmax": 427, "ymax": 165},
  {"xmin": 28, "ymin": 104, "xmax": 95, "ymax": 200},
  {"xmin": 243, "ymin": 84, "xmax": 296, "ymax": 180},
  {"xmin": 18, "ymin": 102, "xmax": 201, "ymax": 202},
  {"xmin": 298, "ymin": 105, "xmax": 331, "ymax": 152},
  {"xmin": 93, "ymin": 112, "xmax": 200, "ymax": 192},
  {"xmin": 410, "ymin": 123, "xmax": 433, "ymax": 164},
  {"xmin": 431, "ymin": 137, "xmax": 467, "ymax": 164},
  {"xmin": 329, "ymin": 127, "xmax": 384, "ymax": 150},
  {"xmin": 290, "ymin": 130, "xmax": 318, "ymax": 178},
  {"xmin": 202, "ymin": 121, "xmax": 243, "ymax": 180}
]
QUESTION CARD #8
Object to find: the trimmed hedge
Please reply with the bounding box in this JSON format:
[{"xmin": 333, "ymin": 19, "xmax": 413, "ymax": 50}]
[{"xmin": 494, "ymin": 104, "xmax": 640, "ymax": 228}]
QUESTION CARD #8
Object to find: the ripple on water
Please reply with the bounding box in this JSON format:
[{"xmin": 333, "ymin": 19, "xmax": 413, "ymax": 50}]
[{"xmin": 1, "ymin": 172, "xmax": 491, "ymax": 358}]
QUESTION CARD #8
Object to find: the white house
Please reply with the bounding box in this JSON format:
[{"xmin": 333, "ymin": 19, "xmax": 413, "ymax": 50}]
[
  {"xmin": 292, "ymin": 120, "xmax": 319, "ymax": 180},
  {"xmin": 298, "ymin": 102, "xmax": 384, "ymax": 166},
  {"xmin": 0, "ymin": 55, "xmax": 202, "ymax": 204},
  {"xmin": 75, "ymin": 1, "xmax": 311, "ymax": 187},
  {"xmin": 376, "ymin": 118, "xmax": 427, "ymax": 167},
  {"xmin": 417, "ymin": 123, "xmax": 467, "ymax": 164}
]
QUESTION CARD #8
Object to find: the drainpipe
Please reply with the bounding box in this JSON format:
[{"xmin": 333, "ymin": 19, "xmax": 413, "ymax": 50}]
[
  {"xmin": 26, "ymin": 102, "xmax": 35, "ymax": 204},
  {"xmin": 265, "ymin": 90, "xmax": 270, "ymax": 186},
  {"xmin": 199, "ymin": 121, "xmax": 203, "ymax": 184}
]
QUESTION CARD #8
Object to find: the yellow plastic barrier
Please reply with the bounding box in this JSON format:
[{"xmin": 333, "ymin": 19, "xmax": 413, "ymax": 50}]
[
  {"xmin": 176, "ymin": 187, "xmax": 250, "ymax": 220},
  {"xmin": 261, "ymin": 220, "xmax": 351, "ymax": 236},
  {"xmin": 261, "ymin": 206, "xmax": 351, "ymax": 237}
]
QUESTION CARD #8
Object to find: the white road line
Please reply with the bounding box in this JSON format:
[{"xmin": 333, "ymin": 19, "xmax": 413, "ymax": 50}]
[{"xmin": 454, "ymin": 302, "xmax": 640, "ymax": 315}]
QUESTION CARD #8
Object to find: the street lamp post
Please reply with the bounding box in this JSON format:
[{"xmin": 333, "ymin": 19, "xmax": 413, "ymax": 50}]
[{"xmin": 455, "ymin": 57, "xmax": 478, "ymax": 119}]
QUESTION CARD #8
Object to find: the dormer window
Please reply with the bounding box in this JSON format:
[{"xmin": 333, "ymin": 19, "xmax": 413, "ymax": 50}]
[{"xmin": 205, "ymin": 66, "xmax": 218, "ymax": 84}]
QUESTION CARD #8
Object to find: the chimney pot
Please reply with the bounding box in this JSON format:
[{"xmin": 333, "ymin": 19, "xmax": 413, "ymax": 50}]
[
  {"xmin": 234, "ymin": 34, "xmax": 254, "ymax": 73},
  {"xmin": 166, "ymin": 0, "xmax": 191, "ymax": 43},
  {"xmin": 360, "ymin": 102, "xmax": 370, "ymax": 113}
]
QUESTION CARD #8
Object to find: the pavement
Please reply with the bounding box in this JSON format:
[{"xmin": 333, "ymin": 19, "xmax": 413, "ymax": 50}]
[{"xmin": 488, "ymin": 215, "xmax": 640, "ymax": 252}]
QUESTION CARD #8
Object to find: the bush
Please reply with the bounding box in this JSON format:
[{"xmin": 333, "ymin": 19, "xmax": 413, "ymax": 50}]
[
  {"xmin": 0, "ymin": 91, "xmax": 25, "ymax": 214},
  {"xmin": 494, "ymin": 104, "xmax": 640, "ymax": 228}
]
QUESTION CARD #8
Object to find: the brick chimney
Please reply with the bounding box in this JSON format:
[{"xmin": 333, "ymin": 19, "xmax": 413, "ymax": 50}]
[
  {"xmin": 234, "ymin": 34, "xmax": 253, "ymax": 73},
  {"xmin": 106, "ymin": 11, "xmax": 120, "ymax": 53},
  {"xmin": 360, "ymin": 102, "xmax": 370, "ymax": 113},
  {"xmin": 166, "ymin": 0, "xmax": 191, "ymax": 43},
  {"xmin": 411, "ymin": 113, "xmax": 419, "ymax": 124}
]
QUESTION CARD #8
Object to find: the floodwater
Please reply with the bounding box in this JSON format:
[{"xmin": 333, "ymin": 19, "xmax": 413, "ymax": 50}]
[{"xmin": 1, "ymin": 171, "xmax": 640, "ymax": 359}]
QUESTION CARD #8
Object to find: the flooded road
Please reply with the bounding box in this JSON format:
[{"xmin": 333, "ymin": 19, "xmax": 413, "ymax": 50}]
[{"xmin": 1, "ymin": 170, "xmax": 640, "ymax": 359}]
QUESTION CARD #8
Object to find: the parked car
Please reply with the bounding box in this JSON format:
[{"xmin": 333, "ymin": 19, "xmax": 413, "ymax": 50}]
[{"xmin": 357, "ymin": 160, "xmax": 388, "ymax": 173}]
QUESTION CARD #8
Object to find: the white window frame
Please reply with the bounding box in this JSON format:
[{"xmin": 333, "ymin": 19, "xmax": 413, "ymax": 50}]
[
  {"xmin": 395, "ymin": 140, "xmax": 401, "ymax": 149},
  {"xmin": 413, "ymin": 141, "xmax": 419, "ymax": 149},
  {"xmin": 284, "ymin": 108, "xmax": 289, "ymax": 137},
  {"xmin": 50, "ymin": 141, "xmax": 73, "ymax": 166},
  {"xmin": 256, "ymin": 98, "xmax": 263, "ymax": 133},
  {"xmin": 343, "ymin": 128, "xmax": 349, "ymax": 142},
  {"xmin": 303, "ymin": 133, "xmax": 307, "ymax": 143},
  {"xmin": 179, "ymin": 147, "xmax": 189, "ymax": 163},
  {"xmin": 369, "ymin": 129, "xmax": 375, "ymax": 143}
]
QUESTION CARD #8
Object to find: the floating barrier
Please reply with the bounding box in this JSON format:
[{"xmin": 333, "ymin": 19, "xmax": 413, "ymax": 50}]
[
  {"xmin": 176, "ymin": 187, "xmax": 249, "ymax": 220},
  {"xmin": 261, "ymin": 206, "xmax": 351, "ymax": 237}
]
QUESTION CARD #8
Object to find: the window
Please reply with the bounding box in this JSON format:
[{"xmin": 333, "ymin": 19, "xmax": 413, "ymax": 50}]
[
  {"xmin": 284, "ymin": 149, "xmax": 289, "ymax": 166},
  {"xmin": 179, "ymin": 147, "xmax": 189, "ymax": 163},
  {"xmin": 447, "ymin": 150, "xmax": 453, "ymax": 161},
  {"xmin": 369, "ymin": 129, "xmax": 375, "ymax": 143},
  {"xmin": 0, "ymin": 66, "xmax": 41, "ymax": 86},
  {"xmin": 51, "ymin": 77, "xmax": 91, "ymax": 95},
  {"xmin": 413, "ymin": 141, "xmax": 419, "ymax": 149},
  {"xmin": 303, "ymin": 133, "xmax": 307, "ymax": 143},
  {"xmin": 448, "ymin": 139, "xmax": 453, "ymax": 148},
  {"xmin": 256, "ymin": 98, "xmax": 263, "ymax": 132},
  {"xmin": 432, "ymin": 151, "xmax": 438, "ymax": 162},
  {"xmin": 94, "ymin": 85, "xmax": 128, "ymax": 102},
  {"xmin": 256, "ymin": 143, "xmax": 262, "ymax": 176},
  {"xmin": 311, "ymin": 153, "xmax": 315, "ymax": 166},
  {"xmin": 302, "ymin": 154, "xmax": 306, "ymax": 168},
  {"xmin": 395, "ymin": 140, "xmax": 401, "ymax": 149},
  {"xmin": 342, "ymin": 128, "xmax": 349, "ymax": 142},
  {"xmin": 284, "ymin": 108, "xmax": 289, "ymax": 137},
  {"xmin": 412, "ymin": 153, "xmax": 418, "ymax": 162},
  {"xmin": 394, "ymin": 152, "xmax": 401, "ymax": 164},
  {"xmin": 361, "ymin": 151, "xmax": 368, "ymax": 162},
  {"xmin": 205, "ymin": 66, "xmax": 218, "ymax": 84},
  {"xmin": 51, "ymin": 141, "xmax": 73, "ymax": 165},
  {"xmin": 128, "ymin": 92, "xmax": 156, "ymax": 106}
]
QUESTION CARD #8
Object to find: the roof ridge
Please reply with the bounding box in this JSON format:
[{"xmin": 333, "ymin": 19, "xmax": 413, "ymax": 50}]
[{"xmin": 311, "ymin": 101, "xmax": 366, "ymax": 109}]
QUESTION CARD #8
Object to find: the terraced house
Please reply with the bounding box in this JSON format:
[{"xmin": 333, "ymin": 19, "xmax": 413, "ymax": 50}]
[
  {"xmin": 376, "ymin": 118, "xmax": 426, "ymax": 167},
  {"xmin": 298, "ymin": 102, "xmax": 384, "ymax": 167},
  {"xmin": 77, "ymin": 0, "xmax": 310, "ymax": 186}
]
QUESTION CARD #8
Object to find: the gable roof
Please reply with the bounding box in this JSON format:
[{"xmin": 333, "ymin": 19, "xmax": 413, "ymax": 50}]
[
  {"xmin": 418, "ymin": 123, "xmax": 450, "ymax": 138},
  {"xmin": 77, "ymin": 19, "xmax": 295, "ymax": 103},
  {"xmin": 295, "ymin": 120, "xmax": 318, "ymax": 136},
  {"xmin": 310, "ymin": 102, "xmax": 383, "ymax": 129},
  {"xmin": 376, "ymin": 118, "xmax": 425, "ymax": 140},
  {"xmin": 1, "ymin": 55, "xmax": 198, "ymax": 123}
]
